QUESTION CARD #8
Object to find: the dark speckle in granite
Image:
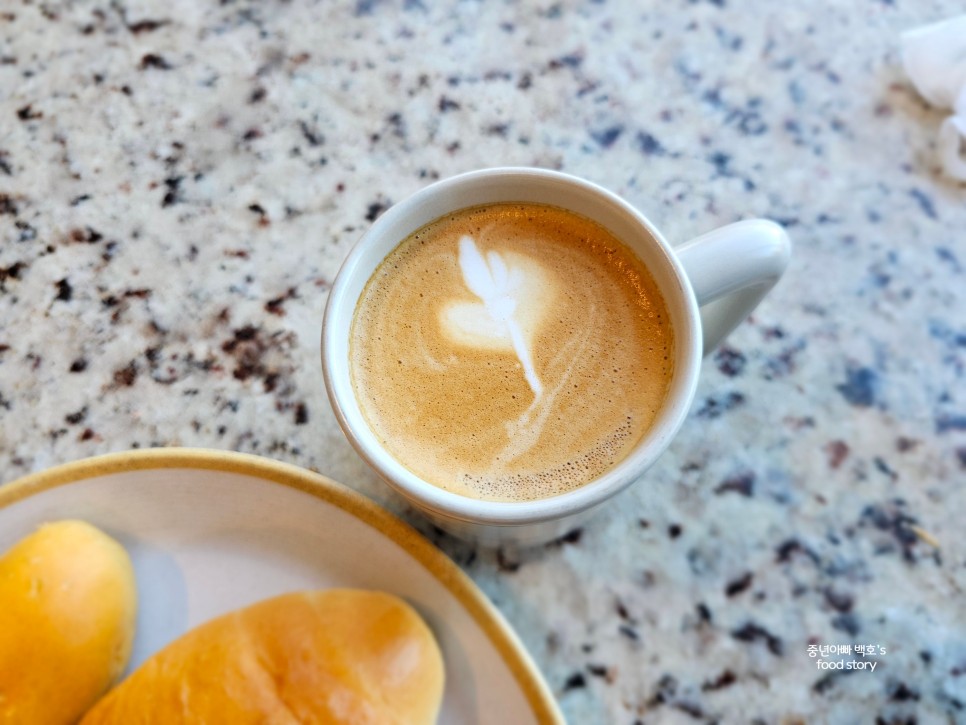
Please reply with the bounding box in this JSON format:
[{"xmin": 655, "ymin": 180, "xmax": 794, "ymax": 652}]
[
  {"xmin": 299, "ymin": 120, "xmax": 324, "ymax": 147},
  {"xmin": 695, "ymin": 390, "xmax": 745, "ymax": 418},
  {"xmin": 714, "ymin": 470, "xmax": 755, "ymax": 497},
  {"xmin": 696, "ymin": 603, "xmax": 713, "ymax": 623},
  {"xmin": 836, "ymin": 366, "xmax": 881, "ymax": 408},
  {"xmin": 590, "ymin": 126, "xmax": 623, "ymax": 149},
  {"xmin": 112, "ymin": 361, "xmax": 139, "ymax": 388},
  {"xmin": 69, "ymin": 226, "xmax": 103, "ymax": 244},
  {"xmin": 64, "ymin": 407, "xmax": 87, "ymax": 426},
  {"xmin": 776, "ymin": 538, "xmax": 821, "ymax": 565},
  {"xmin": 935, "ymin": 246, "xmax": 961, "ymax": 273},
  {"xmin": 561, "ymin": 672, "xmax": 586, "ymax": 693},
  {"xmin": 761, "ymin": 338, "xmax": 805, "ymax": 380},
  {"xmin": 547, "ymin": 51, "xmax": 584, "ymax": 71},
  {"xmin": 908, "ymin": 188, "xmax": 938, "ymax": 220},
  {"xmin": 127, "ymin": 18, "xmax": 170, "ymax": 34},
  {"xmin": 585, "ymin": 663, "xmax": 614, "ymax": 683},
  {"xmin": 265, "ymin": 287, "xmax": 298, "ymax": 317},
  {"xmin": 386, "ymin": 112, "xmax": 407, "ymax": 139},
  {"xmin": 354, "ymin": 0, "xmax": 383, "ymax": 16},
  {"xmin": 139, "ymin": 53, "xmax": 172, "ymax": 71},
  {"xmin": 706, "ymin": 149, "xmax": 756, "ymax": 191},
  {"xmin": 16, "ymin": 104, "xmax": 43, "ymax": 121},
  {"xmin": 54, "ymin": 278, "xmax": 72, "ymax": 302},
  {"xmin": 161, "ymin": 177, "xmax": 183, "ymax": 207},
  {"xmin": 936, "ymin": 414, "xmax": 966, "ymax": 434},
  {"xmin": 0, "ymin": 262, "xmax": 25, "ymax": 291},
  {"xmin": 813, "ymin": 668, "xmax": 858, "ymax": 695},
  {"xmin": 858, "ymin": 501, "xmax": 923, "ymax": 564},
  {"xmin": 825, "ymin": 440, "xmax": 850, "ymax": 469},
  {"xmin": 713, "ymin": 24, "xmax": 744, "ymax": 52},
  {"xmin": 702, "ymin": 669, "xmax": 737, "ymax": 692},
  {"xmin": 714, "ymin": 345, "xmax": 746, "ymax": 376},
  {"xmin": 644, "ymin": 674, "xmax": 707, "ymax": 719},
  {"xmin": 635, "ymin": 130, "xmax": 667, "ymax": 157},
  {"xmin": 873, "ymin": 456, "xmax": 898, "ymax": 482},
  {"xmin": 823, "ymin": 587, "xmax": 854, "ymax": 613},
  {"xmin": 731, "ymin": 621, "xmax": 783, "ymax": 656},
  {"xmin": 648, "ymin": 674, "xmax": 678, "ymax": 706},
  {"xmin": 889, "ymin": 681, "xmax": 921, "ymax": 702},
  {"xmin": 895, "ymin": 436, "xmax": 919, "ymax": 453},
  {"xmin": 615, "ymin": 598, "xmax": 633, "ymax": 623},
  {"xmin": 725, "ymin": 571, "xmax": 753, "ymax": 596},
  {"xmin": 438, "ymin": 96, "xmax": 460, "ymax": 112},
  {"xmin": 364, "ymin": 199, "xmax": 391, "ymax": 222},
  {"xmin": 831, "ymin": 612, "xmax": 861, "ymax": 637},
  {"xmin": 219, "ymin": 326, "xmax": 301, "ymax": 418}
]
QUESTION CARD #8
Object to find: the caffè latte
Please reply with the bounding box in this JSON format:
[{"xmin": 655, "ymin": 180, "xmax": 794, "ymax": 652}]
[{"xmin": 349, "ymin": 202, "xmax": 674, "ymax": 502}]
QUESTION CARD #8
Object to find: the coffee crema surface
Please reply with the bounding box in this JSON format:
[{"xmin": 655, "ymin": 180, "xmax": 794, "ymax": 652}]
[{"xmin": 349, "ymin": 203, "xmax": 674, "ymax": 502}]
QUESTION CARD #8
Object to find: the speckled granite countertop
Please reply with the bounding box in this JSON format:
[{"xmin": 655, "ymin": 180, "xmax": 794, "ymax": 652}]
[{"xmin": 2, "ymin": 1, "xmax": 965, "ymax": 722}]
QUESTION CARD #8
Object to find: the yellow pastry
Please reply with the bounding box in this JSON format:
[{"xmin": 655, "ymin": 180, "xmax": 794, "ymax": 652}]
[
  {"xmin": 0, "ymin": 520, "xmax": 137, "ymax": 725},
  {"xmin": 83, "ymin": 589, "xmax": 444, "ymax": 724}
]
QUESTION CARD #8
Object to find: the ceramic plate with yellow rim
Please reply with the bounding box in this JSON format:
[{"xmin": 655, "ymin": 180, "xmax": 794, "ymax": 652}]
[{"xmin": 0, "ymin": 448, "xmax": 564, "ymax": 724}]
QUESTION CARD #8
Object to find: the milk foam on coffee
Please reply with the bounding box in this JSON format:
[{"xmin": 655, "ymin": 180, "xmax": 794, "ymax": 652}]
[
  {"xmin": 350, "ymin": 203, "xmax": 674, "ymax": 502},
  {"xmin": 447, "ymin": 236, "xmax": 546, "ymax": 396}
]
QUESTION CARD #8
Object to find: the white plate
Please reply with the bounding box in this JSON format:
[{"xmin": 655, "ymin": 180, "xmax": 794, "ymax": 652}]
[{"xmin": 0, "ymin": 448, "xmax": 563, "ymax": 724}]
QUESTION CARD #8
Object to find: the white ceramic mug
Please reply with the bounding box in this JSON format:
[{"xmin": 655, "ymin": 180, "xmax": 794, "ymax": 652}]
[{"xmin": 322, "ymin": 168, "xmax": 790, "ymax": 546}]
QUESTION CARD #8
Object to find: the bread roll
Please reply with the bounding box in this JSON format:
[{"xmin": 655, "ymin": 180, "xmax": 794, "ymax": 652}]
[
  {"xmin": 0, "ymin": 520, "xmax": 137, "ymax": 725},
  {"xmin": 83, "ymin": 589, "xmax": 444, "ymax": 724}
]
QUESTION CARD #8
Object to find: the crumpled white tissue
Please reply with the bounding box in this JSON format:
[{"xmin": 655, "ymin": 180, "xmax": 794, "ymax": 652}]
[{"xmin": 901, "ymin": 15, "xmax": 966, "ymax": 180}]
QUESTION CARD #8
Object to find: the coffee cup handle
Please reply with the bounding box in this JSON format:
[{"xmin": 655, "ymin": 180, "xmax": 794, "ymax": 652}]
[{"xmin": 673, "ymin": 219, "xmax": 791, "ymax": 355}]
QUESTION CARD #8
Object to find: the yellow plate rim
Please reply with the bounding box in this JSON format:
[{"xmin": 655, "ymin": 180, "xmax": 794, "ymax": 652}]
[{"xmin": 0, "ymin": 447, "xmax": 565, "ymax": 724}]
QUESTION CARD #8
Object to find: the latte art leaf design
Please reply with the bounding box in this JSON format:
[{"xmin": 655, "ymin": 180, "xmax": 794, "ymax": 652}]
[{"xmin": 457, "ymin": 236, "xmax": 543, "ymax": 397}]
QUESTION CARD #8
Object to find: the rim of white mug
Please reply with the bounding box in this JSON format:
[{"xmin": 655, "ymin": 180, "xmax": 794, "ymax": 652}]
[{"xmin": 322, "ymin": 167, "xmax": 703, "ymax": 527}]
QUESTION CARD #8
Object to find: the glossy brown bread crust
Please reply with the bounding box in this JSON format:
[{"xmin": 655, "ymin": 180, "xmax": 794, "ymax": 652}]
[{"xmin": 82, "ymin": 589, "xmax": 445, "ymax": 725}]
